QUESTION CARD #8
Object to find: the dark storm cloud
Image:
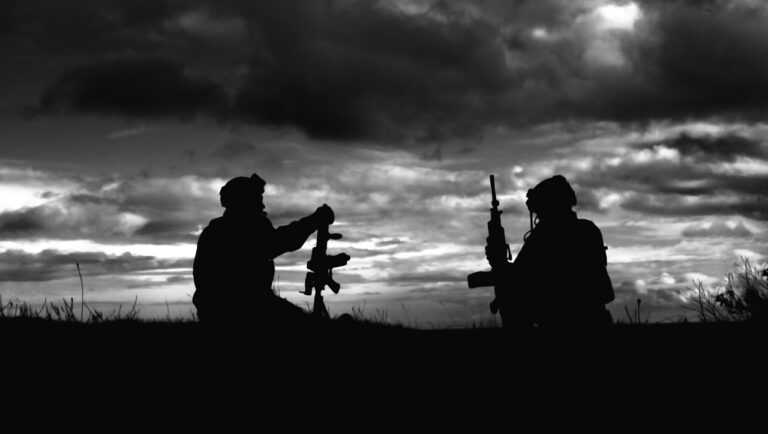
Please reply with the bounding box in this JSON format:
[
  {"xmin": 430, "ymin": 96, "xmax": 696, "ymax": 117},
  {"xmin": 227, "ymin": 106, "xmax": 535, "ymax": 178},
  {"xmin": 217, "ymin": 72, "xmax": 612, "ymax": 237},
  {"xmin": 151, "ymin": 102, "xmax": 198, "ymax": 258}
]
[
  {"xmin": 166, "ymin": 275, "xmax": 192, "ymax": 284},
  {"xmin": 133, "ymin": 217, "xmax": 200, "ymax": 242},
  {"xmin": 581, "ymin": 158, "xmax": 767, "ymax": 197},
  {"xmin": 0, "ymin": 201, "xmax": 120, "ymax": 240},
  {"xmin": 557, "ymin": 3, "xmax": 768, "ymax": 122},
  {"xmin": 39, "ymin": 57, "xmax": 227, "ymax": 118},
  {"xmin": 210, "ymin": 138, "xmax": 256, "ymax": 159},
  {"xmin": 233, "ymin": 0, "xmax": 512, "ymax": 140},
  {"xmin": 0, "ymin": 249, "xmax": 190, "ymax": 282},
  {"xmin": 16, "ymin": 0, "xmax": 768, "ymax": 140},
  {"xmin": 0, "ymin": 211, "xmax": 45, "ymax": 235},
  {"xmin": 0, "ymin": 0, "xmax": 170, "ymax": 53},
  {"xmin": 110, "ymin": 175, "xmax": 221, "ymax": 241},
  {"xmin": 574, "ymin": 188, "xmax": 604, "ymax": 213},
  {"xmin": 228, "ymin": 0, "xmax": 768, "ymax": 139},
  {"xmin": 640, "ymin": 134, "xmax": 768, "ymax": 162},
  {"xmin": 681, "ymin": 221, "xmax": 753, "ymax": 238},
  {"xmin": 419, "ymin": 144, "xmax": 444, "ymax": 162},
  {"xmin": 68, "ymin": 194, "xmax": 120, "ymax": 206},
  {"xmin": 638, "ymin": 1, "xmax": 768, "ymax": 120},
  {"xmin": 573, "ymin": 132, "xmax": 768, "ymax": 220},
  {"xmin": 622, "ymin": 193, "xmax": 768, "ymax": 221}
]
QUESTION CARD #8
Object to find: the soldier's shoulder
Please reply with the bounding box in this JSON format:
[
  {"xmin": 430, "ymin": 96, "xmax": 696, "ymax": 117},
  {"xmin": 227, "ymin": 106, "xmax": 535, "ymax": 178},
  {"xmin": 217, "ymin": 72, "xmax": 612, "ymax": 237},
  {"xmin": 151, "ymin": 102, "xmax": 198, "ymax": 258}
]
[
  {"xmin": 576, "ymin": 218, "xmax": 599, "ymax": 229},
  {"xmin": 256, "ymin": 213, "xmax": 274, "ymax": 227},
  {"xmin": 576, "ymin": 218, "xmax": 604, "ymax": 238},
  {"xmin": 199, "ymin": 216, "xmax": 226, "ymax": 235},
  {"xmin": 205, "ymin": 216, "xmax": 225, "ymax": 228}
]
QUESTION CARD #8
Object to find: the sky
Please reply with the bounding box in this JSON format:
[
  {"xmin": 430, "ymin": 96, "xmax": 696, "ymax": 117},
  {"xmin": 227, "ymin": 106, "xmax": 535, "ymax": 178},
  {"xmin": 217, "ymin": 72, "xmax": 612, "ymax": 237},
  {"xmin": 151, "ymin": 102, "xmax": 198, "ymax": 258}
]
[{"xmin": 1, "ymin": 0, "xmax": 767, "ymax": 325}]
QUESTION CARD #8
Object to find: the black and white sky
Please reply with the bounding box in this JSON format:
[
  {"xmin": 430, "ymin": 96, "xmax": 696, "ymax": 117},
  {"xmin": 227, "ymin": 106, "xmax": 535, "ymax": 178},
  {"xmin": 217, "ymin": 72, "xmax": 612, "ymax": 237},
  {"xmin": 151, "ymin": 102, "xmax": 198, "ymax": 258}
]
[{"xmin": 1, "ymin": 0, "xmax": 766, "ymax": 323}]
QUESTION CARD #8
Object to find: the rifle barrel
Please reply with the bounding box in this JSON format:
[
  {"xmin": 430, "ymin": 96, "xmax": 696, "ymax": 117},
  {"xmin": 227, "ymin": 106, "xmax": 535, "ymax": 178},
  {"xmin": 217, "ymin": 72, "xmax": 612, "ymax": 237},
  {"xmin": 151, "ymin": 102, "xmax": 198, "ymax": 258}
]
[{"xmin": 490, "ymin": 174, "xmax": 498, "ymax": 207}]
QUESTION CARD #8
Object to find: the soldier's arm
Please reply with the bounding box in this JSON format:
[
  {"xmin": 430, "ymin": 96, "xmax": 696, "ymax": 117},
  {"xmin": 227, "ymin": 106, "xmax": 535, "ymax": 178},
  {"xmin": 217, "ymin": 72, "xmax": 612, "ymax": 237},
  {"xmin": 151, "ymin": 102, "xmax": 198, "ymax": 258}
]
[
  {"xmin": 510, "ymin": 238, "xmax": 537, "ymax": 292},
  {"xmin": 581, "ymin": 220, "xmax": 615, "ymax": 304},
  {"xmin": 192, "ymin": 227, "xmax": 215, "ymax": 292},
  {"xmin": 268, "ymin": 214, "xmax": 319, "ymax": 258},
  {"xmin": 267, "ymin": 205, "xmax": 335, "ymax": 258}
]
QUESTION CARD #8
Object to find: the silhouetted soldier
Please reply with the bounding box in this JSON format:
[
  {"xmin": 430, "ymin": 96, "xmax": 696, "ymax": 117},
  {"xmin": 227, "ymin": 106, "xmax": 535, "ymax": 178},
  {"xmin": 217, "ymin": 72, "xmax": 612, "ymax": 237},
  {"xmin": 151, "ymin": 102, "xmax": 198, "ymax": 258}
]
[
  {"xmin": 192, "ymin": 173, "xmax": 334, "ymax": 326},
  {"xmin": 493, "ymin": 175, "xmax": 614, "ymax": 327}
]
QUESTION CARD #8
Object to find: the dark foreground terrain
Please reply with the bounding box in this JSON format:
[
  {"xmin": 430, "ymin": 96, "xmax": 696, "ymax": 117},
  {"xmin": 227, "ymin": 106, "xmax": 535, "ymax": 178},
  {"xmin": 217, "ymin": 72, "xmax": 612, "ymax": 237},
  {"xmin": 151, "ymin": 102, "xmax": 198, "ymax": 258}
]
[
  {"xmin": 3, "ymin": 317, "xmax": 763, "ymax": 371},
  {"xmin": 3, "ymin": 317, "xmax": 765, "ymax": 427}
]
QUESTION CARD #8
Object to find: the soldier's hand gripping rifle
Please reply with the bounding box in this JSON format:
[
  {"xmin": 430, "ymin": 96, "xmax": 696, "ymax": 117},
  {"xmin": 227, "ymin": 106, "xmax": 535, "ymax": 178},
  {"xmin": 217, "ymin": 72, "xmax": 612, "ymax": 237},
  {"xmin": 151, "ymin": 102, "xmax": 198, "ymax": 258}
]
[
  {"xmin": 467, "ymin": 175, "xmax": 512, "ymax": 318},
  {"xmin": 302, "ymin": 206, "xmax": 351, "ymax": 319}
]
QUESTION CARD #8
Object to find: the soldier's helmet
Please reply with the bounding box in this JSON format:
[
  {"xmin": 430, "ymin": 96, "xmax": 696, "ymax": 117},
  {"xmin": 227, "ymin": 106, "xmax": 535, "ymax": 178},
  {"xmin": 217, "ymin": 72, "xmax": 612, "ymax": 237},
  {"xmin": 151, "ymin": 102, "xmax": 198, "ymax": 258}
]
[
  {"xmin": 526, "ymin": 174, "xmax": 577, "ymax": 214},
  {"xmin": 220, "ymin": 173, "xmax": 266, "ymax": 208}
]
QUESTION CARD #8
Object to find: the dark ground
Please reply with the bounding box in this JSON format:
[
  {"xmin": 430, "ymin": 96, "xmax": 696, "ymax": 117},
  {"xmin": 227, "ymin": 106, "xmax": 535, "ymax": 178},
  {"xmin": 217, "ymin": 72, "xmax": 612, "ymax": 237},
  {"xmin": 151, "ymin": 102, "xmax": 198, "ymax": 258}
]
[
  {"xmin": 3, "ymin": 318, "xmax": 763, "ymax": 372},
  {"xmin": 2, "ymin": 318, "xmax": 764, "ymax": 427}
]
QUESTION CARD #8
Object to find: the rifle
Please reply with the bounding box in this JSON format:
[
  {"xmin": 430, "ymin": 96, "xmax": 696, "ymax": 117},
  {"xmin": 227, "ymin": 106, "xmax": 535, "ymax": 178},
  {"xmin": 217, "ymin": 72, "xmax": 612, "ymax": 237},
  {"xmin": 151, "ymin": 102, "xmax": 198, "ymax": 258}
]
[
  {"xmin": 302, "ymin": 207, "xmax": 351, "ymax": 319},
  {"xmin": 467, "ymin": 175, "xmax": 512, "ymax": 320}
]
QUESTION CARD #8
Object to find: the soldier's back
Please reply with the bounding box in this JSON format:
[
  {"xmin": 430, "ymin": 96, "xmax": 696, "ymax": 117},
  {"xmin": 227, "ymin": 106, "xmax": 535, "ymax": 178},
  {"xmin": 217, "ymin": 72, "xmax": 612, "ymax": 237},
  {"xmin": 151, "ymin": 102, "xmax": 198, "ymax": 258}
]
[
  {"xmin": 516, "ymin": 217, "xmax": 613, "ymax": 326},
  {"xmin": 193, "ymin": 213, "xmax": 280, "ymax": 322}
]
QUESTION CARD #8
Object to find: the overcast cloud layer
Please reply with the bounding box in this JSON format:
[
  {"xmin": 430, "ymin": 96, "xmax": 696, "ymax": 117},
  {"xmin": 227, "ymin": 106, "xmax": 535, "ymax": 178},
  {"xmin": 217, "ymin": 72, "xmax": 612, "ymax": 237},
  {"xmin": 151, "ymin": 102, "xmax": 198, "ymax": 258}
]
[
  {"xmin": 1, "ymin": 0, "xmax": 767, "ymax": 324},
  {"xmin": 2, "ymin": 0, "xmax": 767, "ymax": 140}
]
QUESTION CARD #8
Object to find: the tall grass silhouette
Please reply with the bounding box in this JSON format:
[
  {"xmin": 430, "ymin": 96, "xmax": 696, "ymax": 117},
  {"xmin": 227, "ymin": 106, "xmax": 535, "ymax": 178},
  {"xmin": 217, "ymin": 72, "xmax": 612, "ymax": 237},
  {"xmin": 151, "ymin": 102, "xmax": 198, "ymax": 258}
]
[
  {"xmin": 3, "ymin": 258, "xmax": 767, "ymax": 328},
  {"xmin": 685, "ymin": 257, "xmax": 768, "ymax": 323},
  {"xmin": 0, "ymin": 295, "xmax": 143, "ymax": 323}
]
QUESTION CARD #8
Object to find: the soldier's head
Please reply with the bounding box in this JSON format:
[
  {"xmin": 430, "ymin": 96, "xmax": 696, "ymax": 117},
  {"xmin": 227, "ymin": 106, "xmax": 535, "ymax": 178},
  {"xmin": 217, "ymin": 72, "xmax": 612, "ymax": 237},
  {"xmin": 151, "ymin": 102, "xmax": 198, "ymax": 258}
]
[
  {"xmin": 526, "ymin": 175, "xmax": 577, "ymax": 219},
  {"xmin": 220, "ymin": 173, "xmax": 266, "ymax": 213}
]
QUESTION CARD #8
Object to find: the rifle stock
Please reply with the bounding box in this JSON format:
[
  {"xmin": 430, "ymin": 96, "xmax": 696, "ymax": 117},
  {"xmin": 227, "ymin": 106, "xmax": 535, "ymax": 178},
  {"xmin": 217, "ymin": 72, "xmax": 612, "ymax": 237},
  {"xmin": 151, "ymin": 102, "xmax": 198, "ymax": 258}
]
[{"xmin": 467, "ymin": 271, "xmax": 494, "ymax": 289}]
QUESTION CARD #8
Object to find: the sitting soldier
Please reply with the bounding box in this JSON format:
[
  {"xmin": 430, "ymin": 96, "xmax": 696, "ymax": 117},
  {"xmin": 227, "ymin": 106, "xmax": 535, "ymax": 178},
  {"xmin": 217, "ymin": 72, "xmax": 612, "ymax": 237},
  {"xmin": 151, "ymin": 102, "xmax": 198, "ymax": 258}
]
[{"xmin": 192, "ymin": 173, "xmax": 334, "ymax": 326}]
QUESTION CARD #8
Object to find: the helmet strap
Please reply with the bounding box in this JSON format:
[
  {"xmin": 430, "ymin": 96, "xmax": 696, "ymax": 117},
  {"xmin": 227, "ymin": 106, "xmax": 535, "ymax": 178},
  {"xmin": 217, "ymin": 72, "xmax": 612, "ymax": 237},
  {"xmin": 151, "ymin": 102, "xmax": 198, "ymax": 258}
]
[
  {"xmin": 529, "ymin": 210, "xmax": 533, "ymax": 233},
  {"xmin": 524, "ymin": 210, "xmax": 535, "ymax": 242}
]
